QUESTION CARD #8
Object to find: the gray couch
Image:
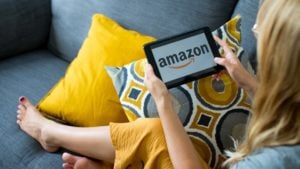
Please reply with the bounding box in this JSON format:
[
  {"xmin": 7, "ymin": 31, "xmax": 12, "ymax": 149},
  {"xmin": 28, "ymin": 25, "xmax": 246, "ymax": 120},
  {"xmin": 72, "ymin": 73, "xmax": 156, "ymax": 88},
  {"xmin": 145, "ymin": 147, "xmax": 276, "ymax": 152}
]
[{"xmin": 0, "ymin": 0, "xmax": 259, "ymax": 168}]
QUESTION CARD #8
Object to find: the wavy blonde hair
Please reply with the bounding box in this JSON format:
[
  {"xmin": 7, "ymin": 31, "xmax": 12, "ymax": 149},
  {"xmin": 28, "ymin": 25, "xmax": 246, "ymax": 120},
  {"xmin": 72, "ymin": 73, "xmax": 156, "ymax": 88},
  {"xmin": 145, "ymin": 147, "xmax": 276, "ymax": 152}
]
[{"xmin": 225, "ymin": 0, "xmax": 300, "ymax": 167}]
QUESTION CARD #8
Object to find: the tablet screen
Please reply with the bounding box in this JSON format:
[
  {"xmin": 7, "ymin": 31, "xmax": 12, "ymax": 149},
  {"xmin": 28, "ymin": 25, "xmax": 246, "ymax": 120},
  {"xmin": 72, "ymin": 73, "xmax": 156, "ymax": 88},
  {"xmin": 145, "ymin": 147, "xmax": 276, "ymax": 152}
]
[
  {"xmin": 144, "ymin": 27, "xmax": 222, "ymax": 88},
  {"xmin": 151, "ymin": 33, "xmax": 216, "ymax": 83}
]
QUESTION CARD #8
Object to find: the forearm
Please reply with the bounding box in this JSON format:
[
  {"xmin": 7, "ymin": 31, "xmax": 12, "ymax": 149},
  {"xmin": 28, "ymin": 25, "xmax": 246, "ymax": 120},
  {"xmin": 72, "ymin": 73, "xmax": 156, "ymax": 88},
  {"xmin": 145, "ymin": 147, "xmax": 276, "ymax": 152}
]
[
  {"xmin": 144, "ymin": 63, "xmax": 204, "ymax": 168},
  {"xmin": 239, "ymin": 71, "xmax": 258, "ymax": 99},
  {"xmin": 156, "ymin": 95, "xmax": 203, "ymax": 169}
]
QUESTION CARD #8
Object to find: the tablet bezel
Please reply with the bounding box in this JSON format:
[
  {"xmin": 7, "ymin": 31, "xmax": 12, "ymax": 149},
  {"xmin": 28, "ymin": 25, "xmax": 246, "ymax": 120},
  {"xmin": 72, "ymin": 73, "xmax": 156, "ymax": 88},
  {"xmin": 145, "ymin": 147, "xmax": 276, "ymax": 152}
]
[{"xmin": 144, "ymin": 27, "xmax": 223, "ymax": 89}]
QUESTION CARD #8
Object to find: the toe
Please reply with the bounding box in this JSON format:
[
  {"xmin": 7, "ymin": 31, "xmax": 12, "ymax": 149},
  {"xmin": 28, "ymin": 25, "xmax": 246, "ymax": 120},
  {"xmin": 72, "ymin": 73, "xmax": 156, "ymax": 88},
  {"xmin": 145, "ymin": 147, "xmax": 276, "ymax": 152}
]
[
  {"xmin": 62, "ymin": 153, "xmax": 80, "ymax": 165},
  {"xmin": 19, "ymin": 96, "xmax": 33, "ymax": 108},
  {"xmin": 62, "ymin": 163, "xmax": 74, "ymax": 169},
  {"xmin": 74, "ymin": 158, "xmax": 90, "ymax": 169},
  {"xmin": 18, "ymin": 105, "xmax": 26, "ymax": 112},
  {"xmin": 16, "ymin": 111, "xmax": 24, "ymax": 120}
]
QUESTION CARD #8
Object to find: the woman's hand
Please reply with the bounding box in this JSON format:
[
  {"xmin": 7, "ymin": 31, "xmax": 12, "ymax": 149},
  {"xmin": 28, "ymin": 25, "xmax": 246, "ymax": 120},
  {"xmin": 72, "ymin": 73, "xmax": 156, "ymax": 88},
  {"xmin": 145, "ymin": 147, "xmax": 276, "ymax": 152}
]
[
  {"xmin": 213, "ymin": 36, "xmax": 258, "ymax": 98},
  {"xmin": 144, "ymin": 64, "xmax": 172, "ymax": 103}
]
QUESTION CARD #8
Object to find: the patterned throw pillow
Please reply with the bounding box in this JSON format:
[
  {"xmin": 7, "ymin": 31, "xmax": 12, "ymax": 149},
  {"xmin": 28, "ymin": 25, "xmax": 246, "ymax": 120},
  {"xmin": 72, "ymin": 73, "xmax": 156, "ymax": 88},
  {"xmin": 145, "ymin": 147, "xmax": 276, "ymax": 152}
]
[{"xmin": 106, "ymin": 16, "xmax": 251, "ymax": 169}]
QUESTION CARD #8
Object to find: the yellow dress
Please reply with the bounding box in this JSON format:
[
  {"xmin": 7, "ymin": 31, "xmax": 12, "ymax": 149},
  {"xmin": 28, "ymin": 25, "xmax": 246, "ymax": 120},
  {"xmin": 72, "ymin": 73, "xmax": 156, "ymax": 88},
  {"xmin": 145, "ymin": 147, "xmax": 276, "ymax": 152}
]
[{"xmin": 110, "ymin": 118, "xmax": 210, "ymax": 169}]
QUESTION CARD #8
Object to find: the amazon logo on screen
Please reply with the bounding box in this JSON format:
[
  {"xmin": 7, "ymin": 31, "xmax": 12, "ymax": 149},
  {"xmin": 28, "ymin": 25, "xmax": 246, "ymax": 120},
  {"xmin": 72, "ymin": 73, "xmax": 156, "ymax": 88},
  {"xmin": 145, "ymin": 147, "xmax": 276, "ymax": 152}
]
[{"xmin": 158, "ymin": 44, "xmax": 209, "ymax": 69}]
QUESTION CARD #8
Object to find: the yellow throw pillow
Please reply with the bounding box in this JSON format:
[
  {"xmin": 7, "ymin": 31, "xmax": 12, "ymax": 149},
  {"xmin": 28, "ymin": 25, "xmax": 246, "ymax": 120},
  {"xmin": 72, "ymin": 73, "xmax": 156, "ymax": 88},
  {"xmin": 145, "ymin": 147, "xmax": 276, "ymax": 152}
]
[{"xmin": 37, "ymin": 14, "xmax": 155, "ymax": 126}]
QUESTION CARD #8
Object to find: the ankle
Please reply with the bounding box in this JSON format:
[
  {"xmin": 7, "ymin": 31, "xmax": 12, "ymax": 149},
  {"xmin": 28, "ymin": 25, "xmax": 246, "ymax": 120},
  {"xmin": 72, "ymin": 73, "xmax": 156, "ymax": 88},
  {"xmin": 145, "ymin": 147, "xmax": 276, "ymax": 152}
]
[{"xmin": 40, "ymin": 119, "xmax": 57, "ymax": 146}]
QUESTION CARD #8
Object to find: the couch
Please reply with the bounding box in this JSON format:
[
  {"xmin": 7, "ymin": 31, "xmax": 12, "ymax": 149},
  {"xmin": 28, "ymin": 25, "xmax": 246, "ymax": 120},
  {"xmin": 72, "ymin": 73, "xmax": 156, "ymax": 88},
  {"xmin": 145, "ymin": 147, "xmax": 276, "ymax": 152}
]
[{"xmin": 0, "ymin": 0, "xmax": 259, "ymax": 168}]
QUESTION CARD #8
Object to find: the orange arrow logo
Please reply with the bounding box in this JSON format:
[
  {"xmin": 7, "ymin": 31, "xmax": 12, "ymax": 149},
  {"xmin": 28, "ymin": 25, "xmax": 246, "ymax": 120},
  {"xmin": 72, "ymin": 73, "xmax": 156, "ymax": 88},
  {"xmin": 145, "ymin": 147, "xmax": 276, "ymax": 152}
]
[{"xmin": 169, "ymin": 57, "xmax": 195, "ymax": 69}]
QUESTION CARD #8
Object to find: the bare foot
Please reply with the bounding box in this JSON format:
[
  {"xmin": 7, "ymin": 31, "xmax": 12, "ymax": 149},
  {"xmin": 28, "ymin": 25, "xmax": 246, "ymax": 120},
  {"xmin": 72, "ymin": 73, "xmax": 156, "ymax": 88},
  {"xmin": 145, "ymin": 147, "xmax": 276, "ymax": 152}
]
[
  {"xmin": 16, "ymin": 96, "xmax": 59, "ymax": 152},
  {"xmin": 62, "ymin": 152, "xmax": 112, "ymax": 169}
]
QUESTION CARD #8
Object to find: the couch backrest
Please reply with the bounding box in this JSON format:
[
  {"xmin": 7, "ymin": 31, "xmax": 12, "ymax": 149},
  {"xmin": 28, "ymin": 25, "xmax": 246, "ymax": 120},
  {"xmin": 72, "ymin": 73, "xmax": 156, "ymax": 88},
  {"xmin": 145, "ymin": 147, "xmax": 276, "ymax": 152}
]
[
  {"xmin": 48, "ymin": 0, "xmax": 238, "ymax": 62},
  {"xmin": 0, "ymin": 0, "xmax": 51, "ymax": 60},
  {"xmin": 232, "ymin": 0, "xmax": 260, "ymax": 72}
]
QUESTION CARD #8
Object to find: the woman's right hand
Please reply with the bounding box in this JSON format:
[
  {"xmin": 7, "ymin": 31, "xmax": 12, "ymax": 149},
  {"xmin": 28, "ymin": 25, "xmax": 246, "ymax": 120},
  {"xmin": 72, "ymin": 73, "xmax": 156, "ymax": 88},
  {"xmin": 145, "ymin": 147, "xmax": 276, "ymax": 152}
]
[
  {"xmin": 144, "ymin": 63, "xmax": 172, "ymax": 104},
  {"xmin": 213, "ymin": 36, "xmax": 258, "ymax": 98}
]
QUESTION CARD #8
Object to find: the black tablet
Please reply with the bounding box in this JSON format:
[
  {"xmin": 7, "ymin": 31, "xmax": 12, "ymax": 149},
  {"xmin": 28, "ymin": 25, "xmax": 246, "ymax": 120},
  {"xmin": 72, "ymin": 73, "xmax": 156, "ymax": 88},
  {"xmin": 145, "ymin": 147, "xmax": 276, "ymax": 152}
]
[{"xmin": 144, "ymin": 27, "xmax": 223, "ymax": 89}]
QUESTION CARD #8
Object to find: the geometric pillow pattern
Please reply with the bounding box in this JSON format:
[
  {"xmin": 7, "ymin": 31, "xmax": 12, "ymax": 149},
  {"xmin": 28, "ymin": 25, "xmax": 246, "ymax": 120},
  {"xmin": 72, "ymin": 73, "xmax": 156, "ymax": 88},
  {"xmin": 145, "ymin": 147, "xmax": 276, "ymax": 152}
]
[{"xmin": 106, "ymin": 16, "xmax": 252, "ymax": 169}]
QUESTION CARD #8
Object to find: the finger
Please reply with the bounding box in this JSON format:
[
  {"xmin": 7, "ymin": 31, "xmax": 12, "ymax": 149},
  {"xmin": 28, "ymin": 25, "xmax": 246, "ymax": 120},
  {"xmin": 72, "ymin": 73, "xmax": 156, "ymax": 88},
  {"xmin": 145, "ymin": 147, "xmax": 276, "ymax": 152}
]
[
  {"xmin": 214, "ymin": 57, "xmax": 227, "ymax": 66},
  {"xmin": 212, "ymin": 73, "xmax": 221, "ymax": 81},
  {"xmin": 146, "ymin": 64, "xmax": 154, "ymax": 76},
  {"xmin": 213, "ymin": 36, "xmax": 233, "ymax": 56},
  {"xmin": 145, "ymin": 64, "xmax": 159, "ymax": 83},
  {"xmin": 212, "ymin": 74, "xmax": 218, "ymax": 79}
]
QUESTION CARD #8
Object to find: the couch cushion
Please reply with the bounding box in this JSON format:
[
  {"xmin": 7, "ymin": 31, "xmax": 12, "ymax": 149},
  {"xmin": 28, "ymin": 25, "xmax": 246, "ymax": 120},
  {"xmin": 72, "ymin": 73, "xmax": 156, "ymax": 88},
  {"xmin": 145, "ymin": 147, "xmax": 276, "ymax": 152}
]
[
  {"xmin": 0, "ymin": 50, "xmax": 68, "ymax": 168},
  {"xmin": 0, "ymin": 0, "xmax": 51, "ymax": 60},
  {"xmin": 232, "ymin": 0, "xmax": 260, "ymax": 72},
  {"xmin": 0, "ymin": 50, "xmax": 68, "ymax": 106},
  {"xmin": 48, "ymin": 0, "xmax": 238, "ymax": 62},
  {"xmin": 38, "ymin": 14, "xmax": 155, "ymax": 127}
]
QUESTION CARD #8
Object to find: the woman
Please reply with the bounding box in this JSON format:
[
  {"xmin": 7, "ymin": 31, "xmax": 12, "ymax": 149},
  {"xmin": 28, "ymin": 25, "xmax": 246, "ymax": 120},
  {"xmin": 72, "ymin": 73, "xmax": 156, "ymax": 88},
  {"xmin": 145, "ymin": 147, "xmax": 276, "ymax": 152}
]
[{"xmin": 17, "ymin": 0, "xmax": 300, "ymax": 168}]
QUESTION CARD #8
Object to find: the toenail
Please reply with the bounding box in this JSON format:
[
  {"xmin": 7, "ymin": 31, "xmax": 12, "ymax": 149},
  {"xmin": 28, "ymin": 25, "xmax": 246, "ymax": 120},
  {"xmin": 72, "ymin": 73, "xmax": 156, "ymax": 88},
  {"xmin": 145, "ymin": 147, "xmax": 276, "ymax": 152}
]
[{"xmin": 19, "ymin": 96, "xmax": 25, "ymax": 102}]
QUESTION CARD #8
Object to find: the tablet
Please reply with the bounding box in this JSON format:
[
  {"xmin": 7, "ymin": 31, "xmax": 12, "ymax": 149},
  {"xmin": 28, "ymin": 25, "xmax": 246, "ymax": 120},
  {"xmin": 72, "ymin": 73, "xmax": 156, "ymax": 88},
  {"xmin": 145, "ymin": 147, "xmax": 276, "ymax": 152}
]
[{"xmin": 144, "ymin": 27, "xmax": 223, "ymax": 89}]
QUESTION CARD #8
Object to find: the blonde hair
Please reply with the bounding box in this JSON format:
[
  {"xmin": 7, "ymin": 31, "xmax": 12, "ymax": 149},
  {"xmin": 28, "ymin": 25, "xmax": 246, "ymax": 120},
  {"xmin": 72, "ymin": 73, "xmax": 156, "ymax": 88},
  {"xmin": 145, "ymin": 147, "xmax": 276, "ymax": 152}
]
[{"xmin": 225, "ymin": 0, "xmax": 300, "ymax": 167}]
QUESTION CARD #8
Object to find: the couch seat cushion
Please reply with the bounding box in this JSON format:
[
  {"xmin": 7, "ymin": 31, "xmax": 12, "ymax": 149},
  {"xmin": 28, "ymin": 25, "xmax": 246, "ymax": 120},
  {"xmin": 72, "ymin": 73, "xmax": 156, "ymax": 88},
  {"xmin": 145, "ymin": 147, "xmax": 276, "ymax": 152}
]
[{"xmin": 0, "ymin": 49, "xmax": 68, "ymax": 169}]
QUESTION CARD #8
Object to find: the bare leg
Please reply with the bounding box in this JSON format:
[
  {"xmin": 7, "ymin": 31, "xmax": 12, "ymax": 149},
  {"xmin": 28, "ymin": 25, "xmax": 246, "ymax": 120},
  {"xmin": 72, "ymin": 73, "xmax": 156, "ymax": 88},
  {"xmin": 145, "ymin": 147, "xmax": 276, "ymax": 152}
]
[{"xmin": 16, "ymin": 96, "xmax": 115, "ymax": 163}]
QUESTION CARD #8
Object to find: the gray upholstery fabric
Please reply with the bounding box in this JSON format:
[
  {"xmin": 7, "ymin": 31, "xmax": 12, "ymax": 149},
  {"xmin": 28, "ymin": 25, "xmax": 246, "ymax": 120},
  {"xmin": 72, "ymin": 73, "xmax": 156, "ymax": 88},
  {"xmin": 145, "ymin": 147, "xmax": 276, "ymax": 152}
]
[
  {"xmin": 0, "ymin": 50, "xmax": 68, "ymax": 105},
  {"xmin": 0, "ymin": 50, "xmax": 68, "ymax": 169},
  {"xmin": 48, "ymin": 0, "xmax": 238, "ymax": 62},
  {"xmin": 232, "ymin": 0, "xmax": 260, "ymax": 72},
  {"xmin": 0, "ymin": 0, "xmax": 51, "ymax": 60},
  {"xmin": 0, "ymin": 1, "xmax": 262, "ymax": 168}
]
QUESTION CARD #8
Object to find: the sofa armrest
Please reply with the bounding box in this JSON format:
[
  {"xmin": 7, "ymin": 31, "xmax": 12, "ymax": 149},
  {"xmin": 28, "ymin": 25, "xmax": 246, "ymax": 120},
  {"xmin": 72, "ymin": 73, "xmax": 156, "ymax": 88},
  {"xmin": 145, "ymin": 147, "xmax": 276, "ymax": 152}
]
[{"xmin": 0, "ymin": 0, "xmax": 51, "ymax": 60}]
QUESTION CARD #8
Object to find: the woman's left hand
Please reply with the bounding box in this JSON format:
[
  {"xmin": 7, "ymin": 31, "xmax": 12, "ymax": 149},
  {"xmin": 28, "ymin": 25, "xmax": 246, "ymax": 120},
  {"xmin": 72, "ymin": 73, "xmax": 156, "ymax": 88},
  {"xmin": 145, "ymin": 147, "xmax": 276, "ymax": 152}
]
[{"xmin": 144, "ymin": 64, "xmax": 171, "ymax": 103}]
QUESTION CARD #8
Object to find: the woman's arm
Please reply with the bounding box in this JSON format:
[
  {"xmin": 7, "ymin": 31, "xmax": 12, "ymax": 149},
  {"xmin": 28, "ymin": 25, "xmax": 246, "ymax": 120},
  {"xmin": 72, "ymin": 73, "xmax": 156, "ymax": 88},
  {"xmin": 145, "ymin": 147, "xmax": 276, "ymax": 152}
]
[
  {"xmin": 213, "ymin": 36, "xmax": 258, "ymax": 99},
  {"xmin": 144, "ymin": 36, "xmax": 257, "ymax": 168},
  {"xmin": 145, "ymin": 64, "xmax": 203, "ymax": 169}
]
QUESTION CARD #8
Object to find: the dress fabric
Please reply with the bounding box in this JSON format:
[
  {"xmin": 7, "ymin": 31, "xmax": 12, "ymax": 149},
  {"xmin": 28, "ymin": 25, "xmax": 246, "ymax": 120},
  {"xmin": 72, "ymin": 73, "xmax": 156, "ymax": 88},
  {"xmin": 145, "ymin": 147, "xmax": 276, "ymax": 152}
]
[{"xmin": 110, "ymin": 118, "xmax": 173, "ymax": 169}]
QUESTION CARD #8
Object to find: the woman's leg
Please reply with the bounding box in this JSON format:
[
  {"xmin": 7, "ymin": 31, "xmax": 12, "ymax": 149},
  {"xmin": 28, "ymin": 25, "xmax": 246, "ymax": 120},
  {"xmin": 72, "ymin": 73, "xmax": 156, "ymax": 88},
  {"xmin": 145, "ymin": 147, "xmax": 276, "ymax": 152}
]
[{"xmin": 16, "ymin": 96, "xmax": 115, "ymax": 163}]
